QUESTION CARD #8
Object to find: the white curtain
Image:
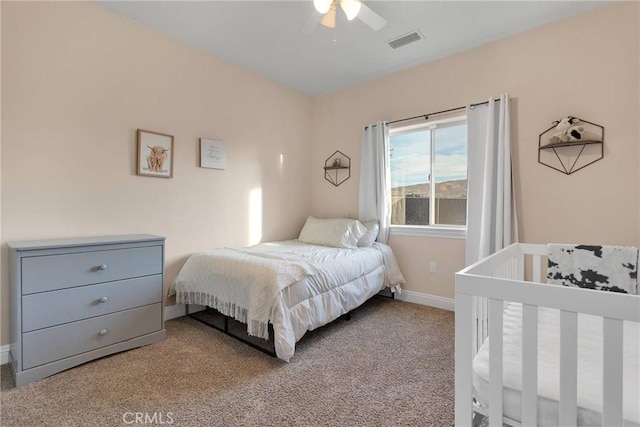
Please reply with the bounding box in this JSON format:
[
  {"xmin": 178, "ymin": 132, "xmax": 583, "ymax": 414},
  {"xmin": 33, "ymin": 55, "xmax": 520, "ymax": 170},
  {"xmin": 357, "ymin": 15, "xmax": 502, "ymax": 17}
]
[
  {"xmin": 359, "ymin": 121, "xmax": 391, "ymax": 243},
  {"xmin": 465, "ymin": 94, "xmax": 518, "ymax": 266}
]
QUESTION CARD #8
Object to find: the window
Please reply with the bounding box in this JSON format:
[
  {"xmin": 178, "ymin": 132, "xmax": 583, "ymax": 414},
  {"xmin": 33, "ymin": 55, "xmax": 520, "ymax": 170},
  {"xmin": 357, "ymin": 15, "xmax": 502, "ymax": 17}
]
[{"xmin": 390, "ymin": 117, "xmax": 467, "ymax": 235}]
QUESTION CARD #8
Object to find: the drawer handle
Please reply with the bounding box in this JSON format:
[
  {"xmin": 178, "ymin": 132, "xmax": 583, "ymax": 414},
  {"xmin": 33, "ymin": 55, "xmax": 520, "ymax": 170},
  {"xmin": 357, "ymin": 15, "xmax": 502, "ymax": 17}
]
[
  {"xmin": 98, "ymin": 264, "xmax": 108, "ymax": 271},
  {"xmin": 99, "ymin": 296, "xmax": 109, "ymax": 304},
  {"xmin": 99, "ymin": 329, "xmax": 108, "ymax": 336}
]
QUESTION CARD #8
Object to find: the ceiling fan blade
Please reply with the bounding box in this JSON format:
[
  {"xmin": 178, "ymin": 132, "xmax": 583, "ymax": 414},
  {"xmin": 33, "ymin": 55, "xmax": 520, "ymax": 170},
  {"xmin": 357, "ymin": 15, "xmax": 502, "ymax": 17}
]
[
  {"xmin": 320, "ymin": 6, "xmax": 337, "ymax": 29},
  {"xmin": 357, "ymin": 3, "xmax": 387, "ymax": 31},
  {"xmin": 299, "ymin": 12, "xmax": 322, "ymax": 34}
]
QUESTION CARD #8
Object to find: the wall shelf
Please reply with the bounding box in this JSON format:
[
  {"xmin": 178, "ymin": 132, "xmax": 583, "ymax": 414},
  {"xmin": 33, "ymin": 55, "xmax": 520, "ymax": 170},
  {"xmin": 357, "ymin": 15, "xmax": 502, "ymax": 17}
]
[
  {"xmin": 538, "ymin": 118, "xmax": 604, "ymax": 175},
  {"xmin": 324, "ymin": 150, "xmax": 351, "ymax": 187}
]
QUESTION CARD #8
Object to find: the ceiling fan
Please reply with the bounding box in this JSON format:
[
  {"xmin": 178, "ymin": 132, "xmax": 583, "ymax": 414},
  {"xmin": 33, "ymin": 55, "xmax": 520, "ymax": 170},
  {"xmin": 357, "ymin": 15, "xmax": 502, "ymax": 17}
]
[{"xmin": 300, "ymin": 0, "xmax": 387, "ymax": 34}]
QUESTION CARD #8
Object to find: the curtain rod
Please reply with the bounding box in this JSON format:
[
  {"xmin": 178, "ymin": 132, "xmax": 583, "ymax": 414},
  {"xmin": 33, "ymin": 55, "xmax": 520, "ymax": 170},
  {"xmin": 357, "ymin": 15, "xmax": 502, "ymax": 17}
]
[{"xmin": 365, "ymin": 98, "xmax": 501, "ymax": 130}]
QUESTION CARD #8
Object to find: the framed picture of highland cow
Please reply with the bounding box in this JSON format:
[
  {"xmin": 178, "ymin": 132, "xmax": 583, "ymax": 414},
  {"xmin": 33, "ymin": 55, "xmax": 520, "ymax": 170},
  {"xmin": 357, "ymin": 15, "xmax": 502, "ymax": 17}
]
[{"xmin": 137, "ymin": 129, "xmax": 174, "ymax": 178}]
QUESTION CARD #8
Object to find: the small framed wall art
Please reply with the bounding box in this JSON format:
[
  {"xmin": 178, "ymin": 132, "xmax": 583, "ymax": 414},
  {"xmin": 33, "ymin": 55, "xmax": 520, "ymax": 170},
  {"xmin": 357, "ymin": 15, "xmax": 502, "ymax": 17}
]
[
  {"xmin": 137, "ymin": 129, "xmax": 174, "ymax": 178},
  {"xmin": 199, "ymin": 138, "xmax": 227, "ymax": 170}
]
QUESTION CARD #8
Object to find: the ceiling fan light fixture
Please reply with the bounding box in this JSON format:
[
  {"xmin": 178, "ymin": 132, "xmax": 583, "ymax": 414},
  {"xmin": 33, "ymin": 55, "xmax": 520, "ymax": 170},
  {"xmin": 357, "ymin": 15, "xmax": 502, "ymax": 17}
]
[
  {"xmin": 340, "ymin": 0, "xmax": 361, "ymax": 21},
  {"xmin": 314, "ymin": 0, "xmax": 333, "ymax": 14},
  {"xmin": 320, "ymin": 5, "xmax": 337, "ymax": 28}
]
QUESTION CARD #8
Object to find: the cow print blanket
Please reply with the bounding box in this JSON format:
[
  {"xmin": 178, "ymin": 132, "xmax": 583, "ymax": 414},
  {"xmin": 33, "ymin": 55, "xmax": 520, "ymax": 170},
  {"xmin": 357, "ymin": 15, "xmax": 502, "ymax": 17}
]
[{"xmin": 547, "ymin": 244, "xmax": 638, "ymax": 294}]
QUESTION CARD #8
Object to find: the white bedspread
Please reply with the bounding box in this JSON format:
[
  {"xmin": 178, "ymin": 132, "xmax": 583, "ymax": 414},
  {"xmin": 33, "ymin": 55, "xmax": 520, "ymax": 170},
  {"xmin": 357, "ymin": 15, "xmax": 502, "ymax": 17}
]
[
  {"xmin": 473, "ymin": 302, "xmax": 640, "ymax": 426},
  {"xmin": 170, "ymin": 240, "xmax": 405, "ymax": 360}
]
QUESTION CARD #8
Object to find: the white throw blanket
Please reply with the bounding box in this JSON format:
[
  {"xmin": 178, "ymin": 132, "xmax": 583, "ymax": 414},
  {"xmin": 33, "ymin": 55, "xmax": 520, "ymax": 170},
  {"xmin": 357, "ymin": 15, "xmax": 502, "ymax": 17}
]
[{"xmin": 171, "ymin": 247, "xmax": 320, "ymax": 339}]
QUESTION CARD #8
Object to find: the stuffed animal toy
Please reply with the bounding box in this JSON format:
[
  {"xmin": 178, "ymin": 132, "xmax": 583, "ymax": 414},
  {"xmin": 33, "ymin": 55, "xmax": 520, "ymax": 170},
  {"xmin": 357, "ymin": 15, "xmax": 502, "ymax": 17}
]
[
  {"xmin": 566, "ymin": 125, "xmax": 585, "ymax": 142},
  {"xmin": 549, "ymin": 116, "xmax": 580, "ymax": 144},
  {"xmin": 549, "ymin": 130, "xmax": 570, "ymax": 144}
]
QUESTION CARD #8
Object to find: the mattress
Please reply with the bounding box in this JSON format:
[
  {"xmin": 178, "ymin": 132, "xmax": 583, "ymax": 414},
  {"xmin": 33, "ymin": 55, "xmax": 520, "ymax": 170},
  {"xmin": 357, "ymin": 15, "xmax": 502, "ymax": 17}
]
[
  {"xmin": 473, "ymin": 302, "xmax": 640, "ymax": 426},
  {"xmin": 171, "ymin": 240, "xmax": 404, "ymax": 361}
]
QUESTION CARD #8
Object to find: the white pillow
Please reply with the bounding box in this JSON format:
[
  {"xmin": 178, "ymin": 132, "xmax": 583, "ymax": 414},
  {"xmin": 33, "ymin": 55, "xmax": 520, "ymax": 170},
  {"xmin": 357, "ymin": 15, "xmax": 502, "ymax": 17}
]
[
  {"xmin": 357, "ymin": 221, "xmax": 379, "ymax": 247},
  {"xmin": 298, "ymin": 216, "xmax": 367, "ymax": 248}
]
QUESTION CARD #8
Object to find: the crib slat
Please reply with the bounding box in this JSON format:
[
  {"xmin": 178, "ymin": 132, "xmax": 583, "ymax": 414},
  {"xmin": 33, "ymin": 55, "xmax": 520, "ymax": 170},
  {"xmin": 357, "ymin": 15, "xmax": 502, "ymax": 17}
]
[
  {"xmin": 474, "ymin": 295, "xmax": 484, "ymax": 352},
  {"xmin": 521, "ymin": 304, "xmax": 538, "ymax": 426},
  {"xmin": 455, "ymin": 292, "xmax": 474, "ymax": 426},
  {"xmin": 602, "ymin": 317, "xmax": 623, "ymax": 427},
  {"xmin": 532, "ymin": 255, "xmax": 541, "ymax": 283},
  {"xmin": 559, "ymin": 310, "xmax": 578, "ymax": 427},
  {"xmin": 472, "ymin": 296, "xmax": 478, "ymax": 353},
  {"xmin": 489, "ymin": 298, "xmax": 504, "ymax": 426},
  {"xmin": 516, "ymin": 254, "xmax": 525, "ymax": 281},
  {"xmin": 482, "ymin": 297, "xmax": 488, "ymax": 345}
]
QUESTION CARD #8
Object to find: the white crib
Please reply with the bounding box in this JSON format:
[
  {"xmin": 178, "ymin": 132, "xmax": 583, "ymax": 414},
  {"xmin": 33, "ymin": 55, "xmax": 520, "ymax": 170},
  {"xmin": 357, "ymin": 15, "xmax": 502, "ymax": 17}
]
[{"xmin": 455, "ymin": 243, "xmax": 640, "ymax": 427}]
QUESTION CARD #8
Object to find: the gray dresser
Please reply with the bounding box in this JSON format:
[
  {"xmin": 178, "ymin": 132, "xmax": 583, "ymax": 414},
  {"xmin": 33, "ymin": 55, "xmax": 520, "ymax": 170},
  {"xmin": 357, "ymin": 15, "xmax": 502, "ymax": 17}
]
[{"xmin": 8, "ymin": 234, "xmax": 166, "ymax": 386}]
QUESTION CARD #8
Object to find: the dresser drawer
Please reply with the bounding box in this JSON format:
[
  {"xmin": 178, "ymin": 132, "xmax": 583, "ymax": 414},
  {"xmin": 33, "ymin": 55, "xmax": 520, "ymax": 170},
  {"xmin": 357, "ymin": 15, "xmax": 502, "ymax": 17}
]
[
  {"xmin": 22, "ymin": 275, "xmax": 163, "ymax": 332},
  {"xmin": 21, "ymin": 245, "xmax": 163, "ymax": 294},
  {"xmin": 22, "ymin": 303, "xmax": 162, "ymax": 369}
]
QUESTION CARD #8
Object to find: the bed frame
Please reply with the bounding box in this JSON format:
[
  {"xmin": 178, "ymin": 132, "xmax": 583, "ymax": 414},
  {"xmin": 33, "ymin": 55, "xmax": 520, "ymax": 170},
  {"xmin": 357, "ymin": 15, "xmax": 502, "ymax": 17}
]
[
  {"xmin": 187, "ymin": 304, "xmax": 278, "ymax": 356},
  {"xmin": 186, "ymin": 288, "xmax": 395, "ymax": 358},
  {"xmin": 455, "ymin": 243, "xmax": 640, "ymax": 427}
]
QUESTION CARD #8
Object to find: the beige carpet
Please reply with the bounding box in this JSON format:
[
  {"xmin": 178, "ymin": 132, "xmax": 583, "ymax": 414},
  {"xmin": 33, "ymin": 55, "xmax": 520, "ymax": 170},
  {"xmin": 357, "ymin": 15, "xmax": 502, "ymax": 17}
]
[{"xmin": 0, "ymin": 298, "xmax": 454, "ymax": 426}]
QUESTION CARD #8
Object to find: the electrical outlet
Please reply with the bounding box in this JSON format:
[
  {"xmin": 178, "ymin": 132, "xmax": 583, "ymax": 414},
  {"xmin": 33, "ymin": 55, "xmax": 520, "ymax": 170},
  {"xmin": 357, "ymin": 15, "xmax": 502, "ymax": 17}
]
[{"xmin": 429, "ymin": 261, "xmax": 437, "ymax": 273}]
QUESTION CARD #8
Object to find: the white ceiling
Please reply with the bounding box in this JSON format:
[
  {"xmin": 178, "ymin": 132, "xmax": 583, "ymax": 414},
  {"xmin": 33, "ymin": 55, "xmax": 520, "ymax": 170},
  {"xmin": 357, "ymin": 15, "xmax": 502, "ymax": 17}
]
[{"xmin": 96, "ymin": 1, "xmax": 607, "ymax": 97}]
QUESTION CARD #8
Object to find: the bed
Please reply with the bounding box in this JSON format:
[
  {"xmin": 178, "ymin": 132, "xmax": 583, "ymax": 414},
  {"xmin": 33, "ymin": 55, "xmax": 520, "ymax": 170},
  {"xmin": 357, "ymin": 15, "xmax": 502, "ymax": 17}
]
[
  {"xmin": 455, "ymin": 243, "xmax": 640, "ymax": 427},
  {"xmin": 170, "ymin": 217, "xmax": 405, "ymax": 361}
]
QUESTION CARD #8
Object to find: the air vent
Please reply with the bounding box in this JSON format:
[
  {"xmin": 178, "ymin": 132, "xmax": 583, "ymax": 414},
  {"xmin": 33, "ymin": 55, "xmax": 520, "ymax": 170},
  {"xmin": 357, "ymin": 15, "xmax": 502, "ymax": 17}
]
[{"xmin": 387, "ymin": 31, "xmax": 424, "ymax": 49}]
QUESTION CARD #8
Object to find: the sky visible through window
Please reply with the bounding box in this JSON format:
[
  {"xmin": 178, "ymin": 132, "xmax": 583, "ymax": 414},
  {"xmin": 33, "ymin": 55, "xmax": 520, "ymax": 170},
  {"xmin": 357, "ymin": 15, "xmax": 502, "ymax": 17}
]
[{"xmin": 390, "ymin": 123, "xmax": 467, "ymax": 188}]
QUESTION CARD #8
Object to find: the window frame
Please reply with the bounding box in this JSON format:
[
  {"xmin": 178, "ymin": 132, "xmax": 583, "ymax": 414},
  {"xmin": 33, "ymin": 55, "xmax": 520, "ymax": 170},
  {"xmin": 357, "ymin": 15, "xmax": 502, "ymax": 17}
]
[{"xmin": 388, "ymin": 114, "xmax": 467, "ymax": 239}]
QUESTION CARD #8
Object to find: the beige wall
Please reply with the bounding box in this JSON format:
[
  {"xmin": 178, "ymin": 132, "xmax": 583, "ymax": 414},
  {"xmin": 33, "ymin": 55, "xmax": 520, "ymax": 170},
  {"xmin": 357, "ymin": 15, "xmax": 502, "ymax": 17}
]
[
  {"xmin": 311, "ymin": 2, "xmax": 640, "ymax": 299},
  {"xmin": 1, "ymin": 2, "xmax": 639, "ymax": 347},
  {"xmin": 0, "ymin": 0, "xmax": 3, "ymax": 350},
  {"xmin": 0, "ymin": 2, "xmax": 313, "ymax": 344}
]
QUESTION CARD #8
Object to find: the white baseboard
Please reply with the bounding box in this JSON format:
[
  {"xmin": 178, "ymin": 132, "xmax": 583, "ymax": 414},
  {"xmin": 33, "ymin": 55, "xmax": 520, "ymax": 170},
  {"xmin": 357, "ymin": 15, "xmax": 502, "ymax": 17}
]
[
  {"xmin": 1, "ymin": 344, "xmax": 9, "ymax": 365},
  {"xmin": 164, "ymin": 304, "xmax": 206, "ymax": 320},
  {"xmin": 395, "ymin": 290, "xmax": 455, "ymax": 311},
  {"xmin": 164, "ymin": 304, "xmax": 186, "ymax": 320}
]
